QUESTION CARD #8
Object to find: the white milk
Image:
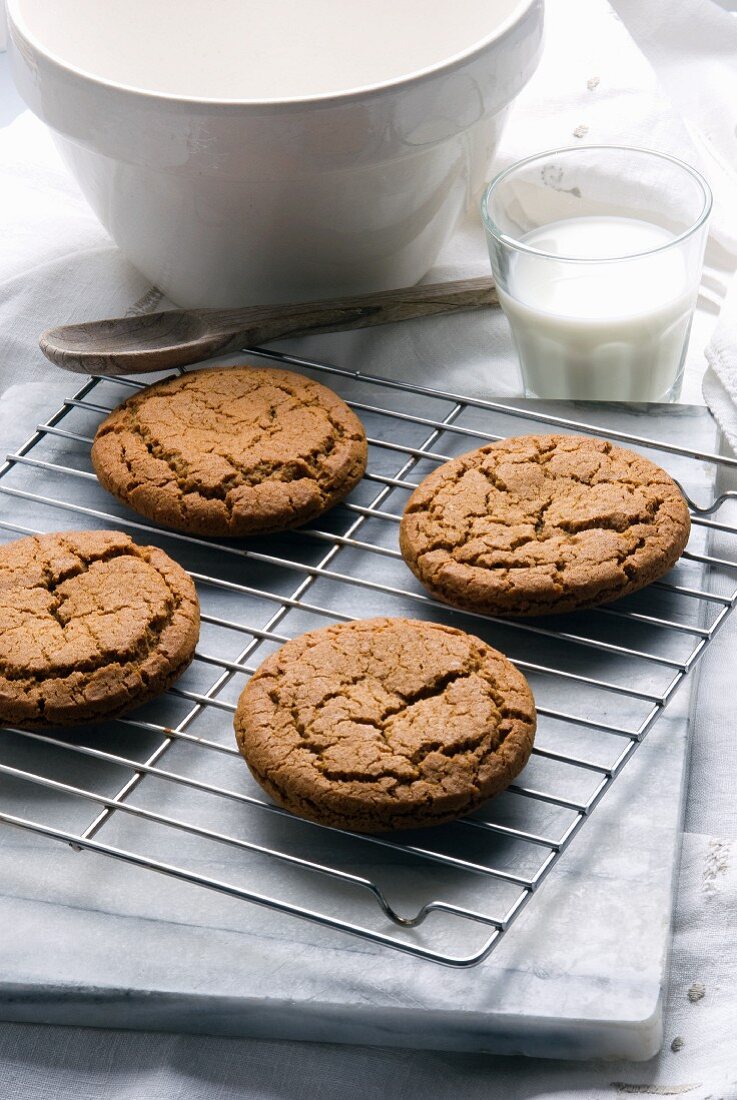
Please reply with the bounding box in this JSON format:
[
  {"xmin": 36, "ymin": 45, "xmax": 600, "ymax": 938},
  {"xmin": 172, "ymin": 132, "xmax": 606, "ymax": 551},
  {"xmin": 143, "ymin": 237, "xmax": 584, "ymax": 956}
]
[
  {"xmin": 16, "ymin": 0, "xmax": 521, "ymax": 100},
  {"xmin": 497, "ymin": 216, "xmax": 694, "ymax": 401}
]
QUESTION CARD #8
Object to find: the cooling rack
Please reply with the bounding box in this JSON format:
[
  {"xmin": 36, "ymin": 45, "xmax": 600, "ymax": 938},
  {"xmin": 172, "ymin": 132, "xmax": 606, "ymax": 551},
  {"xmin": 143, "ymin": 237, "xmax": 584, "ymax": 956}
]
[{"xmin": 1, "ymin": 346, "xmax": 736, "ymax": 969}]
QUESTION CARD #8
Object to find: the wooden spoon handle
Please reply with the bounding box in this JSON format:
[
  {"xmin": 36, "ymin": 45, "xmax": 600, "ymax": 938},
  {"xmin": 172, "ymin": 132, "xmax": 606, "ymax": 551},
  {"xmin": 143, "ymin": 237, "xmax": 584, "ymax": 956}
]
[
  {"xmin": 208, "ymin": 275, "xmax": 498, "ymax": 347},
  {"xmin": 40, "ymin": 276, "xmax": 498, "ymax": 376}
]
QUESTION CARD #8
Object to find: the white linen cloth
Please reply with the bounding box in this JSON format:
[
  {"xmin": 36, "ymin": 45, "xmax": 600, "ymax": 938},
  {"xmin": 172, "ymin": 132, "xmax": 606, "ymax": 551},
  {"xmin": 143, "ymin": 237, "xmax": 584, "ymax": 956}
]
[
  {"xmin": 0, "ymin": 1, "xmax": 736, "ymax": 1096},
  {"xmin": 703, "ymin": 279, "xmax": 737, "ymax": 449},
  {"xmin": 615, "ymin": 0, "xmax": 737, "ymax": 447}
]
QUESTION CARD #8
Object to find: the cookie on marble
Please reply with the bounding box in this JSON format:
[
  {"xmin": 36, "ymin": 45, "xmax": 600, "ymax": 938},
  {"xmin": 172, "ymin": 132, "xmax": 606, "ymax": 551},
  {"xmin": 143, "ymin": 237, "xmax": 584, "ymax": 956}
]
[
  {"xmin": 0, "ymin": 530, "xmax": 199, "ymax": 729},
  {"xmin": 234, "ymin": 617, "xmax": 536, "ymax": 832},
  {"xmin": 91, "ymin": 365, "xmax": 367, "ymax": 537},
  {"xmin": 399, "ymin": 434, "xmax": 691, "ymax": 617}
]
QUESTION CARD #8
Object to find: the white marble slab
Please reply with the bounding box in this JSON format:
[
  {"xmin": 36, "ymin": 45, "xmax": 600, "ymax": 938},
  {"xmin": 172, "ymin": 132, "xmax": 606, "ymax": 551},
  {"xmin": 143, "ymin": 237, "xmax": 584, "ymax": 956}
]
[{"xmin": 0, "ymin": 391, "xmax": 726, "ymax": 1061}]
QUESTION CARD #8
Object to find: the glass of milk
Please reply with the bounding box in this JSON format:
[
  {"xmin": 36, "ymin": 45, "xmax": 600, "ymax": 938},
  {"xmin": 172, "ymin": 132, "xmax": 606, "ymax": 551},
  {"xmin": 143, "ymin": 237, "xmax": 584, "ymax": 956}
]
[{"xmin": 481, "ymin": 146, "xmax": 711, "ymax": 401}]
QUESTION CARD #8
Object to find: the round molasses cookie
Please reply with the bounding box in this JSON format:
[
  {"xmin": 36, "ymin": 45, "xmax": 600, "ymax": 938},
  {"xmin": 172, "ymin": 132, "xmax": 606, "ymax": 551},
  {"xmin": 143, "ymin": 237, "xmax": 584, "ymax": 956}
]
[
  {"xmin": 399, "ymin": 434, "xmax": 691, "ymax": 617},
  {"xmin": 234, "ymin": 617, "xmax": 536, "ymax": 833},
  {"xmin": 91, "ymin": 365, "xmax": 367, "ymax": 537},
  {"xmin": 0, "ymin": 530, "xmax": 199, "ymax": 729}
]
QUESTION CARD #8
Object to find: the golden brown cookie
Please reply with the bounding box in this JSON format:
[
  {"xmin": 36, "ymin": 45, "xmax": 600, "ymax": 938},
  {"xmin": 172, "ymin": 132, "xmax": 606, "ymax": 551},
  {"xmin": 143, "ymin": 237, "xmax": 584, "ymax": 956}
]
[
  {"xmin": 0, "ymin": 530, "xmax": 199, "ymax": 729},
  {"xmin": 399, "ymin": 434, "xmax": 691, "ymax": 617},
  {"xmin": 234, "ymin": 617, "xmax": 536, "ymax": 832},
  {"xmin": 91, "ymin": 365, "xmax": 367, "ymax": 537}
]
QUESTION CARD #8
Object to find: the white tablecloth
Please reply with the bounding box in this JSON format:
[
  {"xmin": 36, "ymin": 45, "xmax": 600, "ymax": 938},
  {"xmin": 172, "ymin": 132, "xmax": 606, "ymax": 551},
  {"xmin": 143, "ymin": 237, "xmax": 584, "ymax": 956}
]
[{"xmin": 1, "ymin": 1, "xmax": 736, "ymax": 1096}]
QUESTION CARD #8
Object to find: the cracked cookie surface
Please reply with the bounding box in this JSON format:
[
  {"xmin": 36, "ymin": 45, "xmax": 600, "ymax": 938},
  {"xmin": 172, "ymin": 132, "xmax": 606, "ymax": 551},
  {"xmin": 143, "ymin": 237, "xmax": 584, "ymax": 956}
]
[
  {"xmin": 91, "ymin": 365, "xmax": 367, "ymax": 537},
  {"xmin": 399, "ymin": 434, "xmax": 691, "ymax": 617},
  {"xmin": 0, "ymin": 530, "xmax": 200, "ymax": 729},
  {"xmin": 234, "ymin": 617, "xmax": 536, "ymax": 833}
]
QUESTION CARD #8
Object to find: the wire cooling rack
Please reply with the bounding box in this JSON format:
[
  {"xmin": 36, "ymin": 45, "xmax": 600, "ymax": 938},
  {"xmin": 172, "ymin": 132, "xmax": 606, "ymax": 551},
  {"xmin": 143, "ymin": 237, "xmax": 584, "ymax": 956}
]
[{"xmin": 1, "ymin": 346, "xmax": 737, "ymax": 968}]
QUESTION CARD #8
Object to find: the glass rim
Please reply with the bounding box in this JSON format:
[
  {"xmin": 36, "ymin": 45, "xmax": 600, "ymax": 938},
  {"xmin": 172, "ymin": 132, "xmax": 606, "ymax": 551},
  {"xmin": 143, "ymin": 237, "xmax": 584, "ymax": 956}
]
[{"xmin": 480, "ymin": 145, "xmax": 713, "ymax": 264}]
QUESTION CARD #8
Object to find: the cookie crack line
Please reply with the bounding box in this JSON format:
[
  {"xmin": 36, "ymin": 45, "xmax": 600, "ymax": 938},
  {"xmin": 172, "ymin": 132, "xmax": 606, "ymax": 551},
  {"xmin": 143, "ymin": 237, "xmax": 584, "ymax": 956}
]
[
  {"xmin": 0, "ymin": 531, "xmax": 200, "ymax": 729},
  {"xmin": 400, "ymin": 434, "xmax": 691, "ymax": 618},
  {"xmin": 123, "ymin": 408, "xmax": 345, "ymax": 499},
  {"xmin": 279, "ymin": 667, "xmax": 497, "ymax": 787},
  {"xmin": 420, "ymin": 486, "xmax": 666, "ymax": 544},
  {"xmin": 91, "ymin": 365, "xmax": 368, "ymax": 537},
  {"xmin": 30, "ymin": 533, "xmax": 138, "ymax": 593},
  {"xmin": 156, "ymin": 369, "xmax": 357, "ymax": 429},
  {"xmin": 317, "ymin": 731, "xmax": 498, "ymax": 783},
  {"xmin": 4, "ymin": 646, "xmax": 198, "ymax": 732},
  {"xmin": 234, "ymin": 618, "xmax": 536, "ymax": 833},
  {"xmin": 0, "ymin": 607, "xmax": 179, "ymax": 683},
  {"xmin": 415, "ymin": 516, "xmax": 662, "ymax": 574},
  {"xmin": 0, "ymin": 538, "xmax": 185, "ymax": 680}
]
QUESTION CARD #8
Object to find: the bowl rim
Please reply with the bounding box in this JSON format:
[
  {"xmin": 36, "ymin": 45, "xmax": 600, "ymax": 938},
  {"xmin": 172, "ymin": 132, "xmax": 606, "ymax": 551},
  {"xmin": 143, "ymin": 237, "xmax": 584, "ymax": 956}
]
[{"xmin": 6, "ymin": 0, "xmax": 542, "ymax": 111}]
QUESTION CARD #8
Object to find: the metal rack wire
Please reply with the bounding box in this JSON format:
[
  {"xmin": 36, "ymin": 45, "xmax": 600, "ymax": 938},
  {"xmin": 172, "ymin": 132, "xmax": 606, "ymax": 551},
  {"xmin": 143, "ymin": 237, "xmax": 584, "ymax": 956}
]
[{"xmin": 1, "ymin": 346, "xmax": 736, "ymax": 968}]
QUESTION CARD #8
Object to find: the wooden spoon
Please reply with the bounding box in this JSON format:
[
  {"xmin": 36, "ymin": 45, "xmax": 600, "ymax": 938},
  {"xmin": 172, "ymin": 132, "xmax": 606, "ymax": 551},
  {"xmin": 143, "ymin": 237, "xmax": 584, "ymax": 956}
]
[{"xmin": 39, "ymin": 276, "xmax": 498, "ymax": 376}]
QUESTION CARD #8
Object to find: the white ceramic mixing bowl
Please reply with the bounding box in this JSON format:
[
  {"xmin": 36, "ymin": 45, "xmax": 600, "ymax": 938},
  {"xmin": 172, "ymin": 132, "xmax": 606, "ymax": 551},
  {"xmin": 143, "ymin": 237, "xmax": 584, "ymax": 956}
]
[{"xmin": 7, "ymin": 0, "xmax": 543, "ymax": 307}]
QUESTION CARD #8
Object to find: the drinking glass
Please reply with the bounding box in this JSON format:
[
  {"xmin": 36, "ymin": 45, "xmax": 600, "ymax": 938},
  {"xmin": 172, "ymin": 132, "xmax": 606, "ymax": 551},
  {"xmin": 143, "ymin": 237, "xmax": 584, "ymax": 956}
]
[{"xmin": 481, "ymin": 146, "xmax": 712, "ymax": 401}]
